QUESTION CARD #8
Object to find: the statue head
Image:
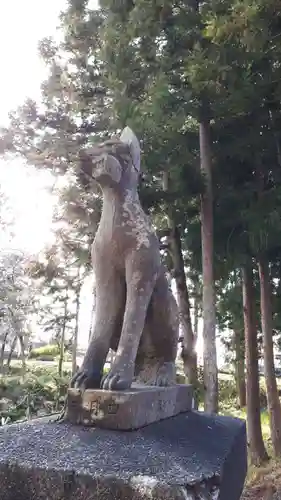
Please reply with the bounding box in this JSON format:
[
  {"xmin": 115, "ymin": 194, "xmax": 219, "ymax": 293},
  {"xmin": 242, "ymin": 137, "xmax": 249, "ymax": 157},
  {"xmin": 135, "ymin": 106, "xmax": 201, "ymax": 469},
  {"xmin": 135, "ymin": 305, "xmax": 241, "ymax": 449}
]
[{"xmin": 79, "ymin": 127, "xmax": 141, "ymax": 191}]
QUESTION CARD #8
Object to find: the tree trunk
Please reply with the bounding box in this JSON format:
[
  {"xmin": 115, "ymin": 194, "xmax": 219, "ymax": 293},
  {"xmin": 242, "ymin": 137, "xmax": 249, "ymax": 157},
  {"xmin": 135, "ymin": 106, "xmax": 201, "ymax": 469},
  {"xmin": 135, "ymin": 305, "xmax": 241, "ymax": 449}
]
[
  {"xmin": 162, "ymin": 171, "xmax": 197, "ymax": 387},
  {"xmin": 234, "ymin": 329, "xmax": 246, "ymax": 408},
  {"xmin": 0, "ymin": 331, "xmax": 8, "ymax": 373},
  {"xmin": 6, "ymin": 335, "xmax": 17, "ymax": 370},
  {"xmin": 170, "ymin": 226, "xmax": 197, "ymax": 386},
  {"xmin": 58, "ymin": 329, "xmax": 65, "ymax": 378},
  {"xmin": 170, "ymin": 227, "xmax": 197, "ymax": 386},
  {"xmin": 268, "ymin": 106, "xmax": 281, "ymax": 168},
  {"xmin": 58, "ymin": 293, "xmax": 68, "ymax": 377},
  {"xmin": 258, "ymin": 254, "xmax": 281, "ymax": 456},
  {"xmin": 72, "ymin": 283, "xmax": 81, "ymax": 376},
  {"xmin": 242, "ymin": 263, "xmax": 268, "ymax": 465},
  {"xmin": 193, "ymin": 278, "xmax": 200, "ymax": 339},
  {"xmin": 18, "ymin": 334, "xmax": 26, "ymax": 379},
  {"xmin": 199, "ymin": 112, "xmax": 218, "ymax": 413}
]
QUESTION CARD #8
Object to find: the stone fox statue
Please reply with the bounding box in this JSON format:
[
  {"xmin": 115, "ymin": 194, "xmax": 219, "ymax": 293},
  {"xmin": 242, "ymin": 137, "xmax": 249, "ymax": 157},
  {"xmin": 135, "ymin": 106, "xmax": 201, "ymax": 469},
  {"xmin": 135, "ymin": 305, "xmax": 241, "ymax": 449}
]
[{"xmin": 71, "ymin": 127, "xmax": 179, "ymax": 391}]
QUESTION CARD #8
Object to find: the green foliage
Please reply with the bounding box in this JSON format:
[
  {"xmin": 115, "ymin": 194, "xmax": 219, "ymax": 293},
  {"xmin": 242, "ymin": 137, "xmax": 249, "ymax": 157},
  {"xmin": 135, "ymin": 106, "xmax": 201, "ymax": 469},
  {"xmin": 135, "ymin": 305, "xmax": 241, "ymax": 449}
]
[
  {"xmin": 0, "ymin": 364, "xmax": 70, "ymax": 424},
  {"xmin": 28, "ymin": 344, "xmax": 72, "ymax": 362},
  {"xmin": 28, "ymin": 344, "xmax": 60, "ymax": 359}
]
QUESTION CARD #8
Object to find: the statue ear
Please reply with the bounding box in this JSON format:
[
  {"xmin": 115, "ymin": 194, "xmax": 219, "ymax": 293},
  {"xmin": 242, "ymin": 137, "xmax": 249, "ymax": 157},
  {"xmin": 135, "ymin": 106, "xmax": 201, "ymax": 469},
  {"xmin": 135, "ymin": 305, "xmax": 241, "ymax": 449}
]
[
  {"xmin": 105, "ymin": 154, "xmax": 122, "ymax": 184},
  {"xmin": 120, "ymin": 126, "xmax": 141, "ymax": 173}
]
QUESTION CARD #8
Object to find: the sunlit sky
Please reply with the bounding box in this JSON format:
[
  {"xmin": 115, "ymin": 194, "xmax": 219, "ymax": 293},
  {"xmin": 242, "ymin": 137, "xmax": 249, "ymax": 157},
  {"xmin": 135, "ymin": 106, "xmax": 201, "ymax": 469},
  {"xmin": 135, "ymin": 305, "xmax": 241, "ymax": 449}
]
[
  {"xmin": 0, "ymin": 0, "xmax": 66, "ymax": 253},
  {"xmin": 0, "ymin": 0, "xmax": 95, "ymax": 346}
]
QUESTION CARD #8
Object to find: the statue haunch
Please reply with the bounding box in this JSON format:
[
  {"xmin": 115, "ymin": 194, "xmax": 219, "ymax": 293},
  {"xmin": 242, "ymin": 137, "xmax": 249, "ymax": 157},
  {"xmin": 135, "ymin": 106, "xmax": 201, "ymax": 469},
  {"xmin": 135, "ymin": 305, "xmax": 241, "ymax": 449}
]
[{"xmin": 71, "ymin": 128, "xmax": 179, "ymax": 391}]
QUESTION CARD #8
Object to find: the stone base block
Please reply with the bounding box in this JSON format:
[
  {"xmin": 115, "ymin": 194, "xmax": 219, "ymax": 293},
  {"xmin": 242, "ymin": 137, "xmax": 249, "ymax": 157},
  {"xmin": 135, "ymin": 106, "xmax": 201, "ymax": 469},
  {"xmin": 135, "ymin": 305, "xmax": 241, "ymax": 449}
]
[
  {"xmin": 0, "ymin": 411, "xmax": 247, "ymax": 500},
  {"xmin": 65, "ymin": 383, "xmax": 193, "ymax": 430}
]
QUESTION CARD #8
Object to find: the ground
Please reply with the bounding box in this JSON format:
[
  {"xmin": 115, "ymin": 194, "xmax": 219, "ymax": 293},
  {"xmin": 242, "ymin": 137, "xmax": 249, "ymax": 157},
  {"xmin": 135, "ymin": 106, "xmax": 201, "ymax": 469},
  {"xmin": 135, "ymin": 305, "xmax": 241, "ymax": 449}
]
[{"xmin": 242, "ymin": 462, "xmax": 281, "ymax": 499}]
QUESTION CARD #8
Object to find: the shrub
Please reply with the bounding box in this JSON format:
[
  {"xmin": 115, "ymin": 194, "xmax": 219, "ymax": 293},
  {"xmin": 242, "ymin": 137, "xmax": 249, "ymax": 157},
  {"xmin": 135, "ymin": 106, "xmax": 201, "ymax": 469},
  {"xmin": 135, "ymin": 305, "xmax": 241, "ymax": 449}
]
[
  {"xmin": 37, "ymin": 355, "xmax": 56, "ymax": 362},
  {"xmin": 0, "ymin": 367, "xmax": 70, "ymax": 424},
  {"xmin": 54, "ymin": 351, "xmax": 72, "ymax": 362},
  {"xmin": 29, "ymin": 344, "xmax": 60, "ymax": 359}
]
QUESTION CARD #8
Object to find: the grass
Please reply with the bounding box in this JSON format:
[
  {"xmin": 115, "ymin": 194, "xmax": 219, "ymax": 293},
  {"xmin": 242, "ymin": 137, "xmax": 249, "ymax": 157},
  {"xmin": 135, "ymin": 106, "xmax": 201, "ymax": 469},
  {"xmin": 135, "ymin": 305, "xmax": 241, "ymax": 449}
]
[
  {"xmin": 217, "ymin": 376, "xmax": 281, "ymax": 499},
  {"xmin": 0, "ymin": 362, "xmax": 70, "ymax": 423}
]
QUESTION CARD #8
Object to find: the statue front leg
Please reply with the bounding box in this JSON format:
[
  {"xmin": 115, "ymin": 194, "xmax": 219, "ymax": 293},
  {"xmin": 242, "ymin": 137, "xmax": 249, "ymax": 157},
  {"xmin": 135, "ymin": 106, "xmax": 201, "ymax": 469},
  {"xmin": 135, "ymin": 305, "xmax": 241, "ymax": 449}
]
[
  {"xmin": 71, "ymin": 274, "xmax": 125, "ymax": 390},
  {"xmin": 101, "ymin": 269, "xmax": 158, "ymax": 390}
]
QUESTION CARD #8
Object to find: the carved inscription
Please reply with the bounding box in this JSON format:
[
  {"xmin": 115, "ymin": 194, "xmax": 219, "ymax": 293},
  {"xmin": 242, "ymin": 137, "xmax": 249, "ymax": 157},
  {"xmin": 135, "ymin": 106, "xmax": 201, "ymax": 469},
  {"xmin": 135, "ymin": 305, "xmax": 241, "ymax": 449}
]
[
  {"xmin": 158, "ymin": 399, "xmax": 165, "ymax": 412},
  {"xmin": 91, "ymin": 400, "xmax": 101, "ymax": 417},
  {"xmin": 90, "ymin": 399, "xmax": 119, "ymax": 417},
  {"xmin": 107, "ymin": 402, "xmax": 119, "ymax": 414}
]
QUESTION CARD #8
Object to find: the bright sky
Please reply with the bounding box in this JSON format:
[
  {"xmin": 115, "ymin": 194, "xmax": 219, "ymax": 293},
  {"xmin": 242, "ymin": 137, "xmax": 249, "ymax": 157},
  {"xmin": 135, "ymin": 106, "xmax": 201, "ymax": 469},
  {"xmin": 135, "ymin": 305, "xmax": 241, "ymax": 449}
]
[
  {"xmin": 0, "ymin": 1, "xmax": 65, "ymax": 125},
  {"xmin": 0, "ymin": 1, "xmax": 66, "ymax": 253}
]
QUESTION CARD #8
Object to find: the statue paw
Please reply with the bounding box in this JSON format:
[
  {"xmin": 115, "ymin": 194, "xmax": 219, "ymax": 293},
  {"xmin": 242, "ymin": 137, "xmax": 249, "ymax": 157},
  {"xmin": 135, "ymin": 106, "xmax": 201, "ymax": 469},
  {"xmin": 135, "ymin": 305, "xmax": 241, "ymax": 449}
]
[
  {"xmin": 101, "ymin": 366, "xmax": 134, "ymax": 390},
  {"xmin": 70, "ymin": 367, "xmax": 103, "ymax": 390}
]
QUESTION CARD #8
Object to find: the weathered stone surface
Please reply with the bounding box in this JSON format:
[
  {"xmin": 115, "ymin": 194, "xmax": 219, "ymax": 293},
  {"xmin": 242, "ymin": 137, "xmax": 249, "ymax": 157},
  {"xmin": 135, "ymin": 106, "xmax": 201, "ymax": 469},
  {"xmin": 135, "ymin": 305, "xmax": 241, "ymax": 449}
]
[
  {"xmin": 72, "ymin": 128, "xmax": 180, "ymax": 392},
  {"xmin": 65, "ymin": 383, "xmax": 193, "ymax": 430},
  {"xmin": 0, "ymin": 411, "xmax": 247, "ymax": 500}
]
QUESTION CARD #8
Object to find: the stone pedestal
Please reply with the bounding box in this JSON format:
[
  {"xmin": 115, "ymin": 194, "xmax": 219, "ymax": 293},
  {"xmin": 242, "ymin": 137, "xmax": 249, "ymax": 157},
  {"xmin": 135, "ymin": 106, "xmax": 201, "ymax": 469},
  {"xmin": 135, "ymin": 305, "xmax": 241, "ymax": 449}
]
[
  {"xmin": 65, "ymin": 383, "xmax": 193, "ymax": 430},
  {"xmin": 0, "ymin": 411, "xmax": 247, "ymax": 500}
]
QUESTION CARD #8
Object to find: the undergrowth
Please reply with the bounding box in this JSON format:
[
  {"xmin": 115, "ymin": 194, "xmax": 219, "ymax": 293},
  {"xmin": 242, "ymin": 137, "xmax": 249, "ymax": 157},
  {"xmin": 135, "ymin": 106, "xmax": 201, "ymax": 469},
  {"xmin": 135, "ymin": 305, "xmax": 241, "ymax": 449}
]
[{"xmin": 0, "ymin": 363, "xmax": 70, "ymax": 424}]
